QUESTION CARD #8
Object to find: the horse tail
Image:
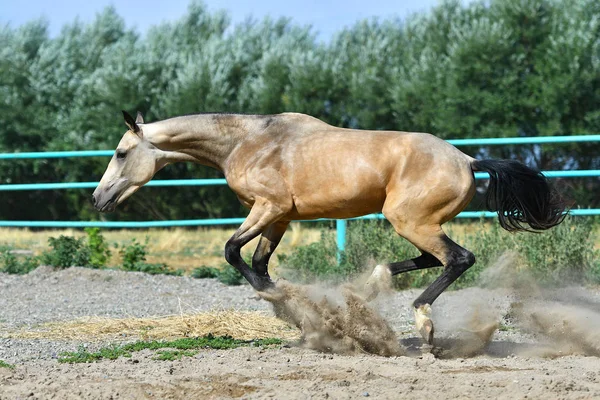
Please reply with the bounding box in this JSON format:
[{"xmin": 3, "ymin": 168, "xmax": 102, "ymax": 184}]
[{"xmin": 471, "ymin": 159, "xmax": 568, "ymax": 232}]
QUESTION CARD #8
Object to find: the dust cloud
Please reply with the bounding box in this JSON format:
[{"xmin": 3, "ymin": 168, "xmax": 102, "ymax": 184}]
[
  {"xmin": 258, "ymin": 280, "xmax": 404, "ymax": 357},
  {"xmin": 512, "ymin": 295, "xmax": 600, "ymax": 358},
  {"xmin": 459, "ymin": 251, "xmax": 600, "ymax": 358},
  {"xmin": 261, "ymin": 251, "xmax": 600, "ymax": 359}
]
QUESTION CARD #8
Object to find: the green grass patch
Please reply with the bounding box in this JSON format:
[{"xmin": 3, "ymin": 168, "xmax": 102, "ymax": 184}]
[
  {"xmin": 0, "ymin": 360, "xmax": 15, "ymax": 369},
  {"xmin": 153, "ymin": 350, "xmax": 198, "ymax": 361},
  {"xmin": 58, "ymin": 335, "xmax": 283, "ymax": 363}
]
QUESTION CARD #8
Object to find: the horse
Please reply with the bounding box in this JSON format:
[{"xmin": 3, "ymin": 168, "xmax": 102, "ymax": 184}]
[{"xmin": 92, "ymin": 111, "xmax": 566, "ymax": 344}]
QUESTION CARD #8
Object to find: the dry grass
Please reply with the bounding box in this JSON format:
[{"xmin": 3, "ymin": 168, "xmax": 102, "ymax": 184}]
[
  {"xmin": 0, "ymin": 223, "xmax": 322, "ymax": 273},
  {"xmin": 3, "ymin": 311, "xmax": 300, "ymax": 342},
  {"xmin": 1, "ymin": 221, "xmax": 597, "ymax": 273}
]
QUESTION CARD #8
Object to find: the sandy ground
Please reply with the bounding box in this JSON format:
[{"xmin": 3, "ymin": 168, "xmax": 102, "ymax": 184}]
[{"xmin": 1, "ymin": 266, "xmax": 600, "ymax": 399}]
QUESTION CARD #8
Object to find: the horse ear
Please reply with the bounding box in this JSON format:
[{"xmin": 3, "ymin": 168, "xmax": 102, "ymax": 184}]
[
  {"xmin": 135, "ymin": 111, "xmax": 144, "ymax": 124},
  {"xmin": 122, "ymin": 110, "xmax": 141, "ymax": 135}
]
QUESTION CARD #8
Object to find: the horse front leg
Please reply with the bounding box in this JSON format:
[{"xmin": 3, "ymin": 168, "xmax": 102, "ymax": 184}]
[
  {"xmin": 251, "ymin": 221, "xmax": 289, "ymax": 279},
  {"xmin": 224, "ymin": 200, "xmax": 285, "ymax": 291}
]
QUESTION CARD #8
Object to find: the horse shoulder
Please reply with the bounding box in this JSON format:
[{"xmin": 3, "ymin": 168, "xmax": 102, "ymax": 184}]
[{"xmin": 224, "ymin": 136, "xmax": 294, "ymax": 212}]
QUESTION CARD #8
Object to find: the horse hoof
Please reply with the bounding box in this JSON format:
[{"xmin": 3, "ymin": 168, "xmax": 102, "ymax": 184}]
[
  {"xmin": 364, "ymin": 264, "xmax": 392, "ymax": 301},
  {"xmin": 414, "ymin": 304, "xmax": 435, "ymax": 345},
  {"xmin": 253, "ymin": 276, "xmax": 275, "ymax": 292}
]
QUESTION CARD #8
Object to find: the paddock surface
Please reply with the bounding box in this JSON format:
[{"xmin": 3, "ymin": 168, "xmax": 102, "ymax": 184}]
[{"xmin": 1, "ymin": 266, "xmax": 599, "ymax": 399}]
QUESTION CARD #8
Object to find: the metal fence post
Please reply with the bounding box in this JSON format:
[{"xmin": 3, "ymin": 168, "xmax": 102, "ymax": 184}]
[{"xmin": 336, "ymin": 219, "xmax": 347, "ymax": 263}]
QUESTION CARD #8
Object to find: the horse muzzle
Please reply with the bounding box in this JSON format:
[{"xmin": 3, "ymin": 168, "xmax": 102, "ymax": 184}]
[{"xmin": 92, "ymin": 180, "xmax": 127, "ymax": 213}]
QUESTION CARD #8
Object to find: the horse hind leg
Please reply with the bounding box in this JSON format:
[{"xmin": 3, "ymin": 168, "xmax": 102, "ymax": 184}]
[
  {"xmin": 364, "ymin": 252, "xmax": 442, "ymax": 301},
  {"xmin": 410, "ymin": 233, "xmax": 475, "ymax": 345},
  {"xmin": 377, "ymin": 220, "xmax": 475, "ymax": 345}
]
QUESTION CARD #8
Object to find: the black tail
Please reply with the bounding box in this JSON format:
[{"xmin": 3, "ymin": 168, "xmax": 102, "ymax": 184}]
[{"xmin": 472, "ymin": 159, "xmax": 567, "ymax": 232}]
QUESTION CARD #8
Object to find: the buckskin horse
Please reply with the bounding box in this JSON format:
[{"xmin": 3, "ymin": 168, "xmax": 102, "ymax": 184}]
[{"xmin": 93, "ymin": 111, "xmax": 566, "ymax": 344}]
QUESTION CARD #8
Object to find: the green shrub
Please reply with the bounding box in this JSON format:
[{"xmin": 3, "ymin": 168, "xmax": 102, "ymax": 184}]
[
  {"xmin": 215, "ymin": 264, "xmax": 244, "ymax": 286},
  {"xmin": 458, "ymin": 216, "xmax": 600, "ymax": 288},
  {"xmin": 119, "ymin": 238, "xmax": 180, "ymax": 276},
  {"xmin": 191, "ymin": 264, "xmax": 245, "ymax": 286},
  {"xmin": 277, "ymin": 217, "xmax": 600, "ymax": 289},
  {"xmin": 120, "ymin": 239, "xmax": 147, "ymax": 270},
  {"xmin": 343, "ymin": 220, "xmax": 437, "ymax": 288},
  {"xmin": 191, "ymin": 266, "xmax": 220, "ymax": 279},
  {"xmin": 42, "ymin": 236, "xmax": 91, "ymax": 268},
  {"xmin": 277, "ymin": 231, "xmax": 341, "ymax": 283},
  {"xmin": 278, "ymin": 221, "xmax": 433, "ymax": 287},
  {"xmin": 0, "ymin": 248, "xmax": 39, "ymax": 275},
  {"xmin": 85, "ymin": 228, "xmax": 111, "ymax": 268}
]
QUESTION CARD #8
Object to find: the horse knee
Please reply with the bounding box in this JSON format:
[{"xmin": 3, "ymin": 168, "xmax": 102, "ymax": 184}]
[
  {"xmin": 459, "ymin": 249, "xmax": 475, "ymax": 268},
  {"xmin": 446, "ymin": 249, "xmax": 475, "ymax": 275},
  {"xmin": 224, "ymin": 239, "xmax": 241, "ymax": 265}
]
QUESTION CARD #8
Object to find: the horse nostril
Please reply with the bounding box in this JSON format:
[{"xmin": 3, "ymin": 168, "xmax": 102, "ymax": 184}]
[{"xmin": 92, "ymin": 194, "xmax": 97, "ymax": 206}]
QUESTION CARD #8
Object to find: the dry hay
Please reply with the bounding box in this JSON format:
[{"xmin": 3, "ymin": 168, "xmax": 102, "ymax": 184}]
[
  {"xmin": 258, "ymin": 280, "xmax": 404, "ymax": 357},
  {"xmin": 3, "ymin": 310, "xmax": 300, "ymax": 342}
]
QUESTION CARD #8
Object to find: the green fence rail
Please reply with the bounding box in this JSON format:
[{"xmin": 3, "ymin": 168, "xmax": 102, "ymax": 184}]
[{"xmin": 0, "ymin": 134, "xmax": 598, "ymax": 254}]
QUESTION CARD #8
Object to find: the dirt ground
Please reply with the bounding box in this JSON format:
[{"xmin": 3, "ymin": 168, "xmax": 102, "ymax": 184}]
[
  {"xmin": 2, "ymin": 345, "xmax": 600, "ymax": 400},
  {"xmin": 1, "ymin": 266, "xmax": 600, "ymax": 399}
]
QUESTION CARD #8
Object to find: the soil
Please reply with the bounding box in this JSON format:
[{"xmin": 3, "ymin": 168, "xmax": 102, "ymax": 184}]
[{"xmin": 1, "ymin": 266, "xmax": 599, "ymax": 399}]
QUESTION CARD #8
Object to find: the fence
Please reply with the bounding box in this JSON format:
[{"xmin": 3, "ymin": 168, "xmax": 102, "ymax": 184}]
[{"xmin": 1, "ymin": 135, "xmax": 599, "ymax": 252}]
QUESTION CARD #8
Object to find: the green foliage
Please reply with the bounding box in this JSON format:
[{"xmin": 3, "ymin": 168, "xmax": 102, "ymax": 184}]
[
  {"xmin": 215, "ymin": 264, "xmax": 244, "ymax": 286},
  {"xmin": 191, "ymin": 266, "xmax": 220, "ymax": 279},
  {"xmin": 58, "ymin": 335, "xmax": 282, "ymax": 363},
  {"xmin": 343, "ymin": 221, "xmax": 434, "ymax": 288},
  {"xmin": 118, "ymin": 238, "xmax": 180, "ymax": 276},
  {"xmin": 457, "ymin": 216, "xmax": 600, "ymax": 287},
  {"xmin": 154, "ymin": 350, "xmax": 198, "ymax": 361},
  {"xmin": 85, "ymin": 227, "xmax": 111, "ymax": 268},
  {"xmin": 278, "ymin": 218, "xmax": 599, "ymax": 289},
  {"xmin": 42, "ymin": 236, "xmax": 91, "ymax": 268},
  {"xmin": 278, "ymin": 222, "xmax": 429, "ymax": 286},
  {"xmin": 0, "ymin": 248, "xmax": 39, "ymax": 275},
  {"xmin": 191, "ymin": 264, "xmax": 246, "ymax": 286},
  {"xmin": 0, "ymin": 360, "xmax": 15, "ymax": 369},
  {"xmin": 119, "ymin": 238, "xmax": 147, "ymax": 269},
  {"xmin": 277, "ymin": 231, "xmax": 341, "ymax": 283}
]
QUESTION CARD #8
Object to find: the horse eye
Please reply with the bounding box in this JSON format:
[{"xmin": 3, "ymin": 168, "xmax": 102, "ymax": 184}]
[{"xmin": 116, "ymin": 150, "xmax": 127, "ymax": 160}]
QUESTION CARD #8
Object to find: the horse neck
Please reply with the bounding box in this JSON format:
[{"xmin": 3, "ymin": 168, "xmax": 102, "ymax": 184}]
[{"xmin": 144, "ymin": 114, "xmax": 261, "ymax": 171}]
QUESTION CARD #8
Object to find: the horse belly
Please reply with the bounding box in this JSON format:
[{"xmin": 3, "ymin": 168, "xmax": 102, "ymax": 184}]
[{"xmin": 287, "ymin": 162, "xmax": 389, "ymax": 220}]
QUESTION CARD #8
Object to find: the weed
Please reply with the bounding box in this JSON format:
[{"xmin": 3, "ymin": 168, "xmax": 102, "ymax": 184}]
[
  {"xmin": 42, "ymin": 236, "xmax": 90, "ymax": 268},
  {"xmin": 278, "ymin": 222, "xmax": 431, "ymax": 286},
  {"xmin": 191, "ymin": 266, "xmax": 220, "ymax": 279},
  {"xmin": 120, "ymin": 238, "xmax": 147, "ymax": 270},
  {"xmin": 277, "ymin": 230, "xmax": 340, "ymax": 283},
  {"xmin": 343, "ymin": 220, "xmax": 432, "ymax": 288},
  {"xmin": 58, "ymin": 335, "xmax": 282, "ymax": 363},
  {"xmin": 85, "ymin": 228, "xmax": 111, "ymax": 268},
  {"xmin": 215, "ymin": 264, "xmax": 244, "ymax": 286},
  {"xmin": 154, "ymin": 350, "xmax": 198, "ymax": 361},
  {"xmin": 0, "ymin": 249, "xmax": 39, "ymax": 275},
  {"xmin": 119, "ymin": 238, "xmax": 180, "ymax": 276},
  {"xmin": 0, "ymin": 360, "xmax": 14, "ymax": 369}
]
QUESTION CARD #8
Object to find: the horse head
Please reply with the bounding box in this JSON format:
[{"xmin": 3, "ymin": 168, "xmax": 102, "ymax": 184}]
[{"xmin": 92, "ymin": 111, "xmax": 167, "ymax": 212}]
